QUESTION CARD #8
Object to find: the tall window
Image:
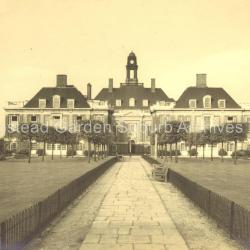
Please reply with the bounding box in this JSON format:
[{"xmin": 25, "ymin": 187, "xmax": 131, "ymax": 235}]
[
  {"xmin": 39, "ymin": 99, "xmax": 46, "ymax": 109},
  {"xmin": 129, "ymin": 98, "xmax": 135, "ymax": 107},
  {"xmin": 204, "ymin": 116, "xmax": 211, "ymax": 130},
  {"xmin": 143, "ymin": 99, "xmax": 149, "ymax": 107},
  {"xmin": 53, "ymin": 95, "xmax": 60, "ymax": 109},
  {"xmin": 189, "ymin": 99, "xmax": 197, "ymax": 109},
  {"xmin": 218, "ymin": 99, "xmax": 226, "ymax": 109},
  {"xmin": 116, "ymin": 99, "xmax": 122, "ymax": 107},
  {"xmin": 203, "ymin": 95, "xmax": 211, "ymax": 108},
  {"xmin": 67, "ymin": 99, "xmax": 75, "ymax": 109}
]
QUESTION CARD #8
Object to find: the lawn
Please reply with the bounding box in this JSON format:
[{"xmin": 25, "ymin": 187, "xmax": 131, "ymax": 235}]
[
  {"xmin": 158, "ymin": 157, "xmax": 250, "ymax": 210},
  {"xmin": 0, "ymin": 156, "xmax": 111, "ymax": 222}
]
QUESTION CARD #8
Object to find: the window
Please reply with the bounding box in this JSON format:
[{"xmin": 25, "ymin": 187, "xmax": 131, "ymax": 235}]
[
  {"xmin": 53, "ymin": 95, "xmax": 60, "ymax": 109},
  {"xmin": 11, "ymin": 143, "xmax": 17, "ymax": 151},
  {"xmin": 129, "ymin": 98, "xmax": 135, "ymax": 107},
  {"xmin": 31, "ymin": 143, "xmax": 37, "ymax": 150},
  {"xmin": 203, "ymin": 95, "xmax": 211, "ymax": 108},
  {"xmin": 204, "ymin": 116, "xmax": 211, "ymax": 130},
  {"xmin": 116, "ymin": 99, "xmax": 122, "ymax": 106},
  {"xmin": 143, "ymin": 99, "xmax": 149, "ymax": 107},
  {"xmin": 159, "ymin": 101, "xmax": 165, "ymax": 106},
  {"xmin": 189, "ymin": 99, "xmax": 197, "ymax": 109},
  {"xmin": 31, "ymin": 115, "xmax": 37, "ymax": 122},
  {"xmin": 11, "ymin": 115, "xmax": 18, "ymax": 122},
  {"xmin": 67, "ymin": 99, "xmax": 75, "ymax": 109},
  {"xmin": 227, "ymin": 116, "xmax": 237, "ymax": 123},
  {"xmin": 218, "ymin": 99, "xmax": 226, "ymax": 109},
  {"xmin": 39, "ymin": 99, "xmax": 46, "ymax": 109}
]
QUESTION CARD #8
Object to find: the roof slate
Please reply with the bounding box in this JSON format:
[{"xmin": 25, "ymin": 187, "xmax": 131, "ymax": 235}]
[
  {"xmin": 175, "ymin": 87, "xmax": 241, "ymax": 109},
  {"xmin": 95, "ymin": 85, "xmax": 174, "ymax": 109},
  {"xmin": 24, "ymin": 86, "xmax": 90, "ymax": 108}
]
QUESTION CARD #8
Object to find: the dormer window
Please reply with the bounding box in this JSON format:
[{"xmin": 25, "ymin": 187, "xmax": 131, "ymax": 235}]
[
  {"xmin": 129, "ymin": 98, "xmax": 135, "ymax": 107},
  {"xmin": 39, "ymin": 99, "xmax": 46, "ymax": 109},
  {"xmin": 116, "ymin": 99, "xmax": 122, "ymax": 107},
  {"xmin": 218, "ymin": 99, "xmax": 226, "ymax": 109},
  {"xmin": 143, "ymin": 99, "xmax": 149, "ymax": 107},
  {"xmin": 189, "ymin": 99, "xmax": 197, "ymax": 109},
  {"xmin": 53, "ymin": 95, "xmax": 60, "ymax": 109},
  {"xmin": 203, "ymin": 95, "xmax": 211, "ymax": 108},
  {"xmin": 67, "ymin": 99, "xmax": 75, "ymax": 109}
]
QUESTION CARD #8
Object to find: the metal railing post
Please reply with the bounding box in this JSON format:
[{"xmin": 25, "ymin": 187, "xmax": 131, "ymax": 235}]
[
  {"xmin": 230, "ymin": 201, "xmax": 235, "ymax": 239},
  {"xmin": 1, "ymin": 221, "xmax": 7, "ymax": 250}
]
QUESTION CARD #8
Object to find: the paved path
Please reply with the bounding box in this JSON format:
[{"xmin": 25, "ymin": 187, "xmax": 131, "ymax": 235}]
[{"xmin": 80, "ymin": 157, "xmax": 188, "ymax": 250}]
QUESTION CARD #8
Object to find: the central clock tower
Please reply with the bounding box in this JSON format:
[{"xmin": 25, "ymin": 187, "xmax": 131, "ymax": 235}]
[{"xmin": 126, "ymin": 51, "xmax": 138, "ymax": 84}]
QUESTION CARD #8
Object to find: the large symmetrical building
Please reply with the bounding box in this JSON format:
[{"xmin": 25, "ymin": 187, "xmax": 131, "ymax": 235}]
[{"xmin": 4, "ymin": 52, "xmax": 250, "ymax": 156}]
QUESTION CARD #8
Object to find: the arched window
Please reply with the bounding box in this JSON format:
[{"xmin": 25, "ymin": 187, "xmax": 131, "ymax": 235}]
[
  {"xmin": 129, "ymin": 98, "xmax": 135, "ymax": 107},
  {"xmin": 203, "ymin": 95, "xmax": 211, "ymax": 108},
  {"xmin": 53, "ymin": 95, "xmax": 60, "ymax": 109}
]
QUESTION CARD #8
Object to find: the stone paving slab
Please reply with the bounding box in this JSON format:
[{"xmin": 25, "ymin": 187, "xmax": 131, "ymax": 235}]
[{"xmin": 80, "ymin": 157, "xmax": 188, "ymax": 250}]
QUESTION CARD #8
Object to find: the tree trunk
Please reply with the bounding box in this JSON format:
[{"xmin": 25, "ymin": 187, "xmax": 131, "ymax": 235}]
[
  {"xmin": 210, "ymin": 143, "xmax": 213, "ymax": 161},
  {"xmin": 203, "ymin": 145, "xmax": 205, "ymax": 159},
  {"xmin": 94, "ymin": 144, "xmax": 97, "ymax": 161},
  {"xmin": 189, "ymin": 143, "xmax": 192, "ymax": 158},
  {"xmin": 221, "ymin": 141, "xmax": 224, "ymax": 162},
  {"xmin": 71, "ymin": 144, "xmax": 74, "ymax": 158},
  {"xmin": 28, "ymin": 138, "xmax": 32, "ymax": 164},
  {"xmin": 60, "ymin": 144, "xmax": 62, "ymax": 159},
  {"xmin": 170, "ymin": 144, "xmax": 173, "ymax": 161},
  {"xmin": 164, "ymin": 143, "xmax": 168, "ymax": 162},
  {"xmin": 88, "ymin": 140, "xmax": 91, "ymax": 163},
  {"xmin": 175, "ymin": 142, "xmax": 178, "ymax": 163},
  {"xmin": 234, "ymin": 140, "xmax": 237, "ymax": 165},
  {"xmin": 52, "ymin": 143, "xmax": 54, "ymax": 160},
  {"xmin": 42, "ymin": 140, "xmax": 46, "ymax": 161},
  {"xmin": 195, "ymin": 143, "xmax": 198, "ymax": 159}
]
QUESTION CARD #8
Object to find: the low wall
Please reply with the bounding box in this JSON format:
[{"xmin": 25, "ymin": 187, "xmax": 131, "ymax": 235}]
[
  {"xmin": 142, "ymin": 155, "xmax": 250, "ymax": 248},
  {"xmin": 0, "ymin": 157, "xmax": 117, "ymax": 250}
]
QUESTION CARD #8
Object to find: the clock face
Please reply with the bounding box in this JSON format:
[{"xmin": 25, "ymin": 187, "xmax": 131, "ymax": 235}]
[{"xmin": 130, "ymin": 59, "xmax": 134, "ymax": 64}]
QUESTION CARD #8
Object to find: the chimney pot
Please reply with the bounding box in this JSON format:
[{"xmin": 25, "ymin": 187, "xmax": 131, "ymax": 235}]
[
  {"xmin": 196, "ymin": 74, "xmax": 207, "ymax": 87},
  {"xmin": 151, "ymin": 78, "xmax": 156, "ymax": 93},
  {"xmin": 87, "ymin": 83, "xmax": 92, "ymax": 99},
  {"xmin": 57, "ymin": 74, "xmax": 67, "ymax": 87},
  {"xmin": 108, "ymin": 78, "xmax": 113, "ymax": 93}
]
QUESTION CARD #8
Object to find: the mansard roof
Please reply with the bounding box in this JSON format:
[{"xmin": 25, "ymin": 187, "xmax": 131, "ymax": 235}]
[
  {"xmin": 175, "ymin": 87, "xmax": 241, "ymax": 109},
  {"xmin": 95, "ymin": 84, "xmax": 174, "ymax": 109},
  {"xmin": 24, "ymin": 86, "xmax": 90, "ymax": 108}
]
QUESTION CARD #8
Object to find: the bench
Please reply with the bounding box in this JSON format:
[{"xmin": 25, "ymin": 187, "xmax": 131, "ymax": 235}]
[{"xmin": 151, "ymin": 158, "xmax": 168, "ymax": 181}]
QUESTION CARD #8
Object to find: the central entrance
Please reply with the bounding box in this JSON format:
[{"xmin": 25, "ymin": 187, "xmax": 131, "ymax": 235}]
[{"xmin": 128, "ymin": 140, "xmax": 136, "ymax": 154}]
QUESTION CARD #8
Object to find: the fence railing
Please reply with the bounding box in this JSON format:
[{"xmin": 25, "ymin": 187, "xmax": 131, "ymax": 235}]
[
  {"xmin": 142, "ymin": 155, "xmax": 250, "ymax": 249},
  {"xmin": 0, "ymin": 157, "xmax": 117, "ymax": 250}
]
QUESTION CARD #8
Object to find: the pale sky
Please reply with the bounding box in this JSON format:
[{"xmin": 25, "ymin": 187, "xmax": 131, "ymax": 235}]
[{"xmin": 1, "ymin": 0, "xmax": 250, "ymax": 136}]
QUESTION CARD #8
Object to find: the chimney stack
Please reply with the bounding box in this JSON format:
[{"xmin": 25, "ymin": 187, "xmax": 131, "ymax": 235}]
[
  {"xmin": 151, "ymin": 78, "xmax": 156, "ymax": 93},
  {"xmin": 108, "ymin": 78, "xmax": 113, "ymax": 93},
  {"xmin": 87, "ymin": 83, "xmax": 92, "ymax": 99},
  {"xmin": 196, "ymin": 74, "xmax": 207, "ymax": 88},
  {"xmin": 57, "ymin": 74, "xmax": 67, "ymax": 87}
]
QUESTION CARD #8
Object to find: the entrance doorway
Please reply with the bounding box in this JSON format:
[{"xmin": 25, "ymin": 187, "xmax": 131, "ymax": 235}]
[{"xmin": 128, "ymin": 140, "xmax": 136, "ymax": 154}]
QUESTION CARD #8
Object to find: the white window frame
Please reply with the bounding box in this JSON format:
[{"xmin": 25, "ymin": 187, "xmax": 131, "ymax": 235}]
[
  {"xmin": 67, "ymin": 99, "xmax": 75, "ymax": 109},
  {"xmin": 116, "ymin": 99, "xmax": 122, "ymax": 107},
  {"xmin": 39, "ymin": 99, "xmax": 46, "ymax": 109},
  {"xmin": 129, "ymin": 98, "xmax": 135, "ymax": 107},
  {"xmin": 143, "ymin": 99, "xmax": 149, "ymax": 107},
  {"xmin": 53, "ymin": 95, "xmax": 60, "ymax": 109},
  {"xmin": 218, "ymin": 99, "xmax": 226, "ymax": 109},
  {"xmin": 203, "ymin": 95, "xmax": 211, "ymax": 108},
  {"xmin": 189, "ymin": 99, "xmax": 197, "ymax": 109}
]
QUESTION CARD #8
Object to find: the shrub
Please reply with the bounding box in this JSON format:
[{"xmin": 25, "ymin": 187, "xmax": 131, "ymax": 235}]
[
  {"xmin": 17, "ymin": 149, "xmax": 29, "ymax": 156},
  {"xmin": 37, "ymin": 149, "xmax": 45, "ymax": 156},
  {"xmin": 67, "ymin": 149, "xmax": 76, "ymax": 156},
  {"xmin": 231, "ymin": 150, "xmax": 250, "ymax": 158},
  {"xmin": 218, "ymin": 148, "xmax": 228, "ymax": 157},
  {"xmin": 5, "ymin": 150, "xmax": 14, "ymax": 156},
  {"xmin": 0, "ymin": 155, "xmax": 6, "ymax": 161},
  {"xmin": 188, "ymin": 148, "xmax": 198, "ymax": 156}
]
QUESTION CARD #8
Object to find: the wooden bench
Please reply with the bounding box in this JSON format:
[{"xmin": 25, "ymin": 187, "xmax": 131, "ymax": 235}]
[{"xmin": 151, "ymin": 158, "xmax": 168, "ymax": 181}]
